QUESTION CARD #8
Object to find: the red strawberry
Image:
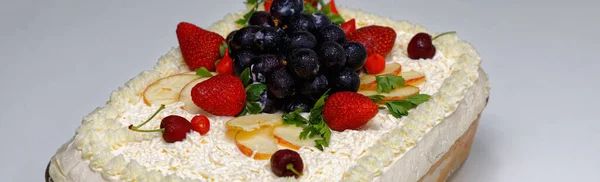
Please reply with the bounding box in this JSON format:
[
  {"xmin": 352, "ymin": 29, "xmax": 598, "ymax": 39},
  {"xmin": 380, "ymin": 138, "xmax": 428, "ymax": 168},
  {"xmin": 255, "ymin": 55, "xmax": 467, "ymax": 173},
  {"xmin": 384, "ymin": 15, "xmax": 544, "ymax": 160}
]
[
  {"xmin": 325, "ymin": 0, "xmax": 339, "ymax": 14},
  {"xmin": 191, "ymin": 115, "xmax": 210, "ymax": 135},
  {"xmin": 176, "ymin": 22, "xmax": 225, "ymax": 71},
  {"xmin": 340, "ymin": 18, "xmax": 356, "ymax": 35},
  {"xmin": 323, "ymin": 92, "xmax": 378, "ymax": 131},
  {"xmin": 191, "ymin": 74, "xmax": 246, "ymax": 116},
  {"xmin": 264, "ymin": 0, "xmax": 273, "ymax": 12},
  {"xmin": 364, "ymin": 54, "xmax": 386, "ymax": 74},
  {"xmin": 160, "ymin": 115, "xmax": 192, "ymax": 143},
  {"xmin": 348, "ymin": 25, "xmax": 397, "ymax": 56}
]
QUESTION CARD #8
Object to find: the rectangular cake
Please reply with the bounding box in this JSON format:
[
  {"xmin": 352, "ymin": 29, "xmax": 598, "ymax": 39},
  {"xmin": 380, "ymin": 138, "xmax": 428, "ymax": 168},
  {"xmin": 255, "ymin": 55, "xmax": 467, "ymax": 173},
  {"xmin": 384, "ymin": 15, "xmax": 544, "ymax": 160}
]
[{"xmin": 47, "ymin": 1, "xmax": 490, "ymax": 181}]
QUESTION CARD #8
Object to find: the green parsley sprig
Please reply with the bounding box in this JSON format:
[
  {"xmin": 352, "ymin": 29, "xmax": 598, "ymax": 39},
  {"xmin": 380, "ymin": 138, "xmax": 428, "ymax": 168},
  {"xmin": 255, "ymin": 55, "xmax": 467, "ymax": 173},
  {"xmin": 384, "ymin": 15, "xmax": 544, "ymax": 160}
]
[
  {"xmin": 375, "ymin": 74, "xmax": 405, "ymax": 93},
  {"xmin": 236, "ymin": 0, "xmax": 268, "ymax": 26},
  {"xmin": 282, "ymin": 91, "xmax": 332, "ymax": 150},
  {"xmin": 237, "ymin": 68, "xmax": 266, "ymax": 116},
  {"xmin": 195, "ymin": 67, "xmax": 213, "ymax": 77},
  {"xmin": 369, "ymin": 94, "xmax": 431, "ymax": 118}
]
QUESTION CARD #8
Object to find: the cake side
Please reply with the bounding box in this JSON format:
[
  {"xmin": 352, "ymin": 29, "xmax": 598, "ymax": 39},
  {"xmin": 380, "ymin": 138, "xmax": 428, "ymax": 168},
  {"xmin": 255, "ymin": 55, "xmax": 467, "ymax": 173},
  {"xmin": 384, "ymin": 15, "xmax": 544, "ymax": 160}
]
[{"xmin": 48, "ymin": 5, "xmax": 489, "ymax": 182}]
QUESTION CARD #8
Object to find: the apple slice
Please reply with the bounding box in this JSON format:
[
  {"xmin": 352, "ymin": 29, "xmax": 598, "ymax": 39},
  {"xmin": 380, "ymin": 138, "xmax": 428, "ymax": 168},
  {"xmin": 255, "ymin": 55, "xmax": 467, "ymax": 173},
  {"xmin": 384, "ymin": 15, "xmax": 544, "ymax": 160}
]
[
  {"xmin": 358, "ymin": 85, "xmax": 420, "ymax": 101},
  {"xmin": 226, "ymin": 114, "xmax": 283, "ymax": 132},
  {"xmin": 178, "ymin": 78, "xmax": 209, "ymax": 114},
  {"xmin": 143, "ymin": 73, "xmax": 200, "ymax": 106},
  {"xmin": 274, "ymin": 125, "xmax": 322, "ymax": 150},
  {"xmin": 359, "ymin": 63, "xmax": 402, "ymax": 90},
  {"xmin": 400, "ymin": 71, "xmax": 426, "ymax": 86},
  {"xmin": 235, "ymin": 126, "xmax": 278, "ymax": 160}
]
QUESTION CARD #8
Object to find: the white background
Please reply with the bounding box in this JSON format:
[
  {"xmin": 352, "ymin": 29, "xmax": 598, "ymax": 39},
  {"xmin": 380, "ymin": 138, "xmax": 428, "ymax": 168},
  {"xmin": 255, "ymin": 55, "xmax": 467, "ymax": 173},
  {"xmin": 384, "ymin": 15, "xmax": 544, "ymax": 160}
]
[{"xmin": 1, "ymin": 0, "xmax": 599, "ymax": 181}]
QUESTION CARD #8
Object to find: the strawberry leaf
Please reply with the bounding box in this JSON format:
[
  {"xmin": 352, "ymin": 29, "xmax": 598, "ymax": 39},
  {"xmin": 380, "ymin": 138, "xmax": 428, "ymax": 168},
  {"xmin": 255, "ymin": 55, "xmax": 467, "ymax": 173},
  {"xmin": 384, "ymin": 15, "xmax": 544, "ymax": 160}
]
[{"xmin": 195, "ymin": 67, "xmax": 213, "ymax": 77}]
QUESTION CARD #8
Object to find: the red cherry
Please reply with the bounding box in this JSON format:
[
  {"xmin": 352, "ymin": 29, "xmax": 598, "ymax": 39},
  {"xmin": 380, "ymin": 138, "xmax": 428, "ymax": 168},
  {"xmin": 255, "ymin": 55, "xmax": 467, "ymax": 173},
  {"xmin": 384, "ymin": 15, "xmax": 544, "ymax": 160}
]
[
  {"xmin": 191, "ymin": 115, "xmax": 210, "ymax": 135},
  {"xmin": 364, "ymin": 54, "xmax": 386, "ymax": 74},
  {"xmin": 270, "ymin": 149, "xmax": 304, "ymax": 178},
  {"xmin": 407, "ymin": 32, "xmax": 436, "ymax": 59},
  {"xmin": 160, "ymin": 115, "xmax": 192, "ymax": 143}
]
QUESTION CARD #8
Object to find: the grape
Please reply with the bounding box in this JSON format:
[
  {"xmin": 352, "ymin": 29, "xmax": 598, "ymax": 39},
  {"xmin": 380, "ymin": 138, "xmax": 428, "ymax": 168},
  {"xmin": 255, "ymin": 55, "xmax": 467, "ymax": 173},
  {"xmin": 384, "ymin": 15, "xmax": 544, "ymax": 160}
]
[
  {"xmin": 316, "ymin": 24, "xmax": 346, "ymax": 44},
  {"xmin": 268, "ymin": 68, "xmax": 296, "ymax": 99},
  {"xmin": 287, "ymin": 31, "xmax": 317, "ymax": 50},
  {"xmin": 270, "ymin": 0, "xmax": 304, "ymax": 22},
  {"xmin": 249, "ymin": 11, "xmax": 275, "ymax": 27},
  {"xmin": 233, "ymin": 51, "xmax": 256, "ymax": 76},
  {"xmin": 331, "ymin": 68, "xmax": 360, "ymax": 92},
  {"xmin": 255, "ymin": 27, "xmax": 286, "ymax": 53},
  {"xmin": 288, "ymin": 48, "xmax": 320, "ymax": 79},
  {"xmin": 343, "ymin": 42, "xmax": 368, "ymax": 70},
  {"xmin": 311, "ymin": 13, "xmax": 332, "ymax": 31},
  {"xmin": 284, "ymin": 13, "xmax": 315, "ymax": 33},
  {"xmin": 250, "ymin": 55, "xmax": 285, "ymax": 83},
  {"xmin": 318, "ymin": 41, "xmax": 347, "ymax": 72},
  {"xmin": 299, "ymin": 74, "xmax": 329, "ymax": 100},
  {"xmin": 229, "ymin": 25, "xmax": 262, "ymax": 52}
]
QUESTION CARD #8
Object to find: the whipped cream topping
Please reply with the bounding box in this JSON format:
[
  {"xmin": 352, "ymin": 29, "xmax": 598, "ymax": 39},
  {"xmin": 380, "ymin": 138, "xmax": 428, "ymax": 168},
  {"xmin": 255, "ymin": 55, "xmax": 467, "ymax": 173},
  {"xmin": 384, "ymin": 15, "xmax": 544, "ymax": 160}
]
[{"xmin": 49, "ymin": 6, "xmax": 489, "ymax": 182}]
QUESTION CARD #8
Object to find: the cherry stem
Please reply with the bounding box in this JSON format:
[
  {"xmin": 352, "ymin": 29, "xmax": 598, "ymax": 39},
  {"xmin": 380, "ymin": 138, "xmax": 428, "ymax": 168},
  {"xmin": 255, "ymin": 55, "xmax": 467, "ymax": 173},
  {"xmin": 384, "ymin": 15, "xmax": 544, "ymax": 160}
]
[
  {"xmin": 432, "ymin": 31, "xmax": 457, "ymax": 40},
  {"xmin": 130, "ymin": 104, "xmax": 165, "ymax": 130},
  {"xmin": 130, "ymin": 128, "xmax": 165, "ymax": 133},
  {"xmin": 286, "ymin": 163, "xmax": 302, "ymax": 176}
]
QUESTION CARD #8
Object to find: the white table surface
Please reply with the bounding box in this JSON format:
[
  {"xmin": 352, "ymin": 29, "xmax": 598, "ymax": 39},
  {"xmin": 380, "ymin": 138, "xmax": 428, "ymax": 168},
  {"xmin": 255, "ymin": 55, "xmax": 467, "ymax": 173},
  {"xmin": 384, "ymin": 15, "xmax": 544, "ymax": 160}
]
[{"xmin": 1, "ymin": 0, "xmax": 598, "ymax": 181}]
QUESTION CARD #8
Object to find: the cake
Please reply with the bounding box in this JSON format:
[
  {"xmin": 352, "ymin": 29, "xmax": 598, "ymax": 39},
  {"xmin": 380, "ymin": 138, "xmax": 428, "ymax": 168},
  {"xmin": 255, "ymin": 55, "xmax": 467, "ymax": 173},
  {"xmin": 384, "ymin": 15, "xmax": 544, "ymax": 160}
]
[{"xmin": 47, "ymin": 0, "xmax": 490, "ymax": 181}]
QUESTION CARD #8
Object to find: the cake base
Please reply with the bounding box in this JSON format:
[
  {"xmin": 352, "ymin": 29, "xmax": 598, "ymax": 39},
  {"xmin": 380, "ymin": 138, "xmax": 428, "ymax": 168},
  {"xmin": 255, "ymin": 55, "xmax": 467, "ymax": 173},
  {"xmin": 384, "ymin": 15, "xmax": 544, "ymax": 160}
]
[
  {"xmin": 44, "ymin": 117, "xmax": 481, "ymax": 182},
  {"xmin": 418, "ymin": 115, "xmax": 480, "ymax": 182}
]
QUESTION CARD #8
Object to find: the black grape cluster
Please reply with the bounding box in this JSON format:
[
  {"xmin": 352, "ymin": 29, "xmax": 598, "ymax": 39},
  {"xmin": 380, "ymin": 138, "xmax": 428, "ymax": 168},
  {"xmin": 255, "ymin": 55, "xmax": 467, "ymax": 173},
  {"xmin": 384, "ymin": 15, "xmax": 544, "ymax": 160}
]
[{"xmin": 226, "ymin": 0, "xmax": 367, "ymax": 113}]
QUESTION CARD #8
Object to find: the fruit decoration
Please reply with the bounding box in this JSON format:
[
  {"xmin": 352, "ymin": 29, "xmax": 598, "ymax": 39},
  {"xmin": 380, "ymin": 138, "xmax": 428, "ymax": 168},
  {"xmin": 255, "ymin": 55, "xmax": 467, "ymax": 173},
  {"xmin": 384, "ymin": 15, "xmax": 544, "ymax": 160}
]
[
  {"xmin": 407, "ymin": 31, "xmax": 456, "ymax": 59},
  {"xmin": 322, "ymin": 92, "xmax": 378, "ymax": 131},
  {"xmin": 128, "ymin": 105, "xmax": 192, "ymax": 143},
  {"xmin": 364, "ymin": 54, "xmax": 386, "ymax": 74},
  {"xmin": 340, "ymin": 18, "xmax": 356, "ymax": 35},
  {"xmin": 225, "ymin": 0, "xmax": 367, "ymax": 115},
  {"xmin": 191, "ymin": 74, "xmax": 246, "ymax": 116},
  {"xmin": 348, "ymin": 25, "xmax": 396, "ymax": 57},
  {"xmin": 216, "ymin": 48, "xmax": 234, "ymax": 74},
  {"xmin": 191, "ymin": 115, "xmax": 211, "ymax": 135},
  {"xmin": 270, "ymin": 149, "xmax": 304, "ymax": 178},
  {"xmin": 176, "ymin": 22, "xmax": 225, "ymax": 71}
]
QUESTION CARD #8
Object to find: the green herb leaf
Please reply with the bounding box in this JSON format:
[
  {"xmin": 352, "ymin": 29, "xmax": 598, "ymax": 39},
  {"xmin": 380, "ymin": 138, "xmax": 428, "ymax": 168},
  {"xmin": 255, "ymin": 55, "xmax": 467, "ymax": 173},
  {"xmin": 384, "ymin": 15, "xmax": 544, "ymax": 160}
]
[
  {"xmin": 195, "ymin": 67, "xmax": 213, "ymax": 77},
  {"xmin": 247, "ymin": 0, "xmax": 258, "ymax": 5},
  {"xmin": 283, "ymin": 108, "xmax": 309, "ymax": 126},
  {"xmin": 246, "ymin": 84, "xmax": 267, "ymax": 101},
  {"xmin": 368, "ymin": 94, "xmax": 385, "ymax": 103},
  {"xmin": 240, "ymin": 68, "xmax": 250, "ymax": 87},
  {"xmin": 405, "ymin": 94, "xmax": 431, "ymax": 105},
  {"xmin": 376, "ymin": 74, "xmax": 405, "ymax": 93},
  {"xmin": 302, "ymin": 0, "xmax": 345, "ymax": 24},
  {"xmin": 236, "ymin": 0, "xmax": 266, "ymax": 26},
  {"xmin": 237, "ymin": 106, "xmax": 249, "ymax": 117},
  {"xmin": 246, "ymin": 101, "xmax": 263, "ymax": 114},
  {"xmin": 219, "ymin": 42, "xmax": 228, "ymax": 58},
  {"xmin": 385, "ymin": 101, "xmax": 414, "ymax": 118}
]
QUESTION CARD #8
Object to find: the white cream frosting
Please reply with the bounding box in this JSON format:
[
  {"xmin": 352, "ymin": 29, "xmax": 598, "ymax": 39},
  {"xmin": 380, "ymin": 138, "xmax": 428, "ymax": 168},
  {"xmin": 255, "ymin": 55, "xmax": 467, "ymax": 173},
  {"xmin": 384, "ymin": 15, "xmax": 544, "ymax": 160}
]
[{"xmin": 49, "ymin": 6, "xmax": 490, "ymax": 182}]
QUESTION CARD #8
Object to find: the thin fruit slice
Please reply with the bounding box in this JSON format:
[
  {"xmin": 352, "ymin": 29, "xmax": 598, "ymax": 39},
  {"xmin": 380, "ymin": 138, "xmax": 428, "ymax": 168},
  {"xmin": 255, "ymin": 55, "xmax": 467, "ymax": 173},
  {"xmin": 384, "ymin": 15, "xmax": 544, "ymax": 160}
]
[
  {"xmin": 143, "ymin": 73, "xmax": 200, "ymax": 106},
  {"xmin": 273, "ymin": 125, "xmax": 322, "ymax": 150},
  {"xmin": 178, "ymin": 78, "xmax": 209, "ymax": 114},
  {"xmin": 226, "ymin": 114, "xmax": 283, "ymax": 132},
  {"xmin": 235, "ymin": 126, "xmax": 278, "ymax": 160},
  {"xmin": 358, "ymin": 85, "xmax": 420, "ymax": 101},
  {"xmin": 400, "ymin": 71, "xmax": 426, "ymax": 86},
  {"xmin": 359, "ymin": 63, "xmax": 402, "ymax": 90}
]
